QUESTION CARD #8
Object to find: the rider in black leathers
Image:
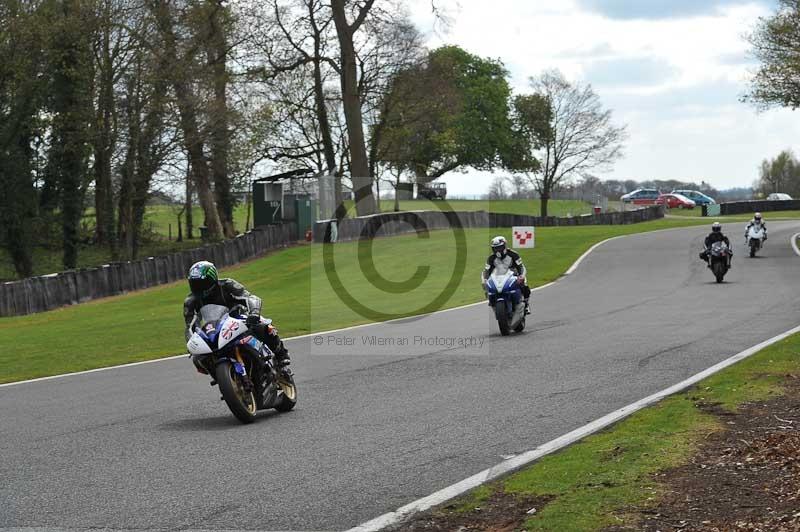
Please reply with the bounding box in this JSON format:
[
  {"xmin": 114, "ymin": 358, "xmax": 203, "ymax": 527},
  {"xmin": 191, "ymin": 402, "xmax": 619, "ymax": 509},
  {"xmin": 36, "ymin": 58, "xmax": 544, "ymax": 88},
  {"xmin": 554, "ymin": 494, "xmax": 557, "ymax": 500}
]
[
  {"xmin": 699, "ymin": 222, "xmax": 732, "ymax": 267},
  {"xmin": 183, "ymin": 261, "xmax": 290, "ymax": 366}
]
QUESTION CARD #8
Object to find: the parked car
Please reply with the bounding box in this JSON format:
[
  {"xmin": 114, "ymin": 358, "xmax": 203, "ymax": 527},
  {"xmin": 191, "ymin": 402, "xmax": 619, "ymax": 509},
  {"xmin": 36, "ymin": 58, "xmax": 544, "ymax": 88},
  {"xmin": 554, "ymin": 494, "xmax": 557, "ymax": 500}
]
[
  {"xmin": 766, "ymin": 192, "xmax": 793, "ymax": 200},
  {"xmin": 671, "ymin": 189, "xmax": 716, "ymax": 205},
  {"xmin": 657, "ymin": 193, "xmax": 696, "ymax": 209},
  {"xmin": 620, "ymin": 188, "xmax": 660, "ymax": 204},
  {"xmin": 417, "ymin": 181, "xmax": 447, "ymax": 200}
]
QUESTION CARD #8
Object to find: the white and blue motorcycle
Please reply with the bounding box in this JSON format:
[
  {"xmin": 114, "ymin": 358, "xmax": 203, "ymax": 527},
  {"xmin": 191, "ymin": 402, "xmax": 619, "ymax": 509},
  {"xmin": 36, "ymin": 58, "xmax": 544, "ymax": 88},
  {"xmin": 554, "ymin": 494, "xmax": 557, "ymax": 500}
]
[
  {"xmin": 187, "ymin": 304, "xmax": 297, "ymax": 424},
  {"xmin": 485, "ymin": 269, "xmax": 526, "ymax": 336}
]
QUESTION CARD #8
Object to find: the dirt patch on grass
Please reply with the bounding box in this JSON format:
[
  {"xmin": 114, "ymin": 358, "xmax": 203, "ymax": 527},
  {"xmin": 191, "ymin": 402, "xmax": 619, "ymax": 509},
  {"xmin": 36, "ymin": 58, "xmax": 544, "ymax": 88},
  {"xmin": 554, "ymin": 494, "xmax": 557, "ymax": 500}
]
[
  {"xmin": 615, "ymin": 379, "xmax": 800, "ymax": 532},
  {"xmin": 395, "ymin": 489, "xmax": 553, "ymax": 532}
]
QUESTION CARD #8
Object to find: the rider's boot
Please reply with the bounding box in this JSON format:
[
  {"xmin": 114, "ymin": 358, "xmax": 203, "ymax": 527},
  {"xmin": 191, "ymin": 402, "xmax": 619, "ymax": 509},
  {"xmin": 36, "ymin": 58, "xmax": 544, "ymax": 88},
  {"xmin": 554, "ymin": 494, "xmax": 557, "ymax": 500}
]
[
  {"xmin": 274, "ymin": 341, "xmax": 291, "ymax": 367},
  {"xmin": 524, "ymin": 298, "xmax": 531, "ymax": 315}
]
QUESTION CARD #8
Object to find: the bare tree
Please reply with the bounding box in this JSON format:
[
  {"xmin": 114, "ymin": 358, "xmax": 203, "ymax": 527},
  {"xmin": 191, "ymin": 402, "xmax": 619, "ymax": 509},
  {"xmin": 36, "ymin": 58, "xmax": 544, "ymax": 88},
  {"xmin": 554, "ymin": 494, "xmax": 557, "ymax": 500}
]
[
  {"xmin": 486, "ymin": 177, "xmax": 508, "ymax": 200},
  {"xmin": 519, "ymin": 70, "xmax": 626, "ymax": 217}
]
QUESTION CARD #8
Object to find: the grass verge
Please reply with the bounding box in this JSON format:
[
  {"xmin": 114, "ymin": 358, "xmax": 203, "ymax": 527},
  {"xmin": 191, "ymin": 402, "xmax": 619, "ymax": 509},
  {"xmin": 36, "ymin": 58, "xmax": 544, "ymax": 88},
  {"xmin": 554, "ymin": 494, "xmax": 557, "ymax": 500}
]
[
  {"xmin": 409, "ymin": 330, "xmax": 800, "ymax": 531},
  {"xmin": 0, "ymin": 218, "xmax": 707, "ymax": 383}
]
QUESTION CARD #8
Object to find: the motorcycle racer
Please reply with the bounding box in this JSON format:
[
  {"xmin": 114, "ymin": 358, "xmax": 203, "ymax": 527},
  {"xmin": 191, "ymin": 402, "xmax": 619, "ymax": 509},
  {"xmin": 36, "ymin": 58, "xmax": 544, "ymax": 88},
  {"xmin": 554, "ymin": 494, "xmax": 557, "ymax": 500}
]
[
  {"xmin": 183, "ymin": 261, "xmax": 291, "ymax": 367},
  {"xmin": 482, "ymin": 236, "xmax": 531, "ymax": 315}
]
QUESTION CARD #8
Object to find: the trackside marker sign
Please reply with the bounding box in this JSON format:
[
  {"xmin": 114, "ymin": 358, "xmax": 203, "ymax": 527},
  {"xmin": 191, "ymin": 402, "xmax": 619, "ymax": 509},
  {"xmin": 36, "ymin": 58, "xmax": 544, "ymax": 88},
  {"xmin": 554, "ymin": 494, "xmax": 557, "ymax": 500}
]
[{"xmin": 513, "ymin": 226, "xmax": 535, "ymax": 249}]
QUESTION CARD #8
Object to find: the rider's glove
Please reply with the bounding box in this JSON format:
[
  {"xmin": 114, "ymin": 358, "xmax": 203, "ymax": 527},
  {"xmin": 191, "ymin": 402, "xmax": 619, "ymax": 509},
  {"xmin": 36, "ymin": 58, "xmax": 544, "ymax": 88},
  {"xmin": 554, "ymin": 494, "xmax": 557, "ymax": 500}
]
[
  {"xmin": 517, "ymin": 276, "xmax": 525, "ymax": 285},
  {"xmin": 246, "ymin": 314, "xmax": 260, "ymax": 327}
]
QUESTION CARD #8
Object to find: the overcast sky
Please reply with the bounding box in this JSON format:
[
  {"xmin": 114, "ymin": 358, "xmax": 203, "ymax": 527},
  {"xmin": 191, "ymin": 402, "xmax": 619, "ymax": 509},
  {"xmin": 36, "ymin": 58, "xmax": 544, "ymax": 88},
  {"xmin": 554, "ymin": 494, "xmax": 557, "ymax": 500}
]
[{"xmin": 407, "ymin": 0, "xmax": 795, "ymax": 196}]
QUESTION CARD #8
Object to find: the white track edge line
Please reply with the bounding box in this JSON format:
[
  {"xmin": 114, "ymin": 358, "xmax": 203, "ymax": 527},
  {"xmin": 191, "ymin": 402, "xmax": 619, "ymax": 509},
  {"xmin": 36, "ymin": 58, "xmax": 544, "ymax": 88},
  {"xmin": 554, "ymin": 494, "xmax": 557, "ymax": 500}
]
[
  {"xmin": 347, "ymin": 322, "xmax": 800, "ymax": 532},
  {"xmin": 791, "ymin": 232, "xmax": 800, "ymax": 257},
  {"xmin": 0, "ymin": 224, "xmax": 700, "ymax": 388}
]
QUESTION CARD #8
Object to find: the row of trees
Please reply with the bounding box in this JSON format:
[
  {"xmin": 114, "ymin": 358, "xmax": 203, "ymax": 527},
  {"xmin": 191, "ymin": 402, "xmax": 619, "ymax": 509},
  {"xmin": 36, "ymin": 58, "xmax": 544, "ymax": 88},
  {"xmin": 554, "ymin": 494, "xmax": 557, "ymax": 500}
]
[
  {"xmin": 487, "ymin": 175, "xmax": 723, "ymax": 202},
  {"xmin": 0, "ymin": 0, "xmax": 627, "ymax": 278},
  {"xmin": 756, "ymin": 149, "xmax": 800, "ymax": 198}
]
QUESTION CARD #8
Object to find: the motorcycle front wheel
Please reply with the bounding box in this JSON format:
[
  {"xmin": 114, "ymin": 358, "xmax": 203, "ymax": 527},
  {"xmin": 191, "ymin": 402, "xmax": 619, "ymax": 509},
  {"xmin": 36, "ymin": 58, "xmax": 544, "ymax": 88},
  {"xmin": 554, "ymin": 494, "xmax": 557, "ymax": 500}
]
[
  {"xmin": 274, "ymin": 372, "xmax": 298, "ymax": 412},
  {"xmin": 216, "ymin": 360, "xmax": 257, "ymax": 424},
  {"xmin": 496, "ymin": 303, "xmax": 511, "ymax": 336}
]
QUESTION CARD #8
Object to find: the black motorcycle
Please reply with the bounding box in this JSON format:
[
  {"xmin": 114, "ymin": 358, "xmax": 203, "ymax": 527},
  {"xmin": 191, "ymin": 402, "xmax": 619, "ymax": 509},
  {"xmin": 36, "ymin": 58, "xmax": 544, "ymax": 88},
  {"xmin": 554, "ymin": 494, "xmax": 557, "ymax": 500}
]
[
  {"xmin": 186, "ymin": 304, "xmax": 297, "ymax": 424},
  {"xmin": 707, "ymin": 241, "xmax": 731, "ymax": 283}
]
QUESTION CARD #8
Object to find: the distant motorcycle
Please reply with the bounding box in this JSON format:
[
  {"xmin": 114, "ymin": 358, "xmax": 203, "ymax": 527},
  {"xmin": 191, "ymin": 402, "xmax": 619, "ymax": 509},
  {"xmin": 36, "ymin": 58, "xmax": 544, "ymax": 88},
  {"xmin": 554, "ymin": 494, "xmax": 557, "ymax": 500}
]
[
  {"xmin": 186, "ymin": 304, "xmax": 297, "ymax": 424},
  {"xmin": 485, "ymin": 268, "xmax": 526, "ymax": 335},
  {"xmin": 707, "ymin": 241, "xmax": 731, "ymax": 283},
  {"xmin": 746, "ymin": 225, "xmax": 765, "ymax": 258}
]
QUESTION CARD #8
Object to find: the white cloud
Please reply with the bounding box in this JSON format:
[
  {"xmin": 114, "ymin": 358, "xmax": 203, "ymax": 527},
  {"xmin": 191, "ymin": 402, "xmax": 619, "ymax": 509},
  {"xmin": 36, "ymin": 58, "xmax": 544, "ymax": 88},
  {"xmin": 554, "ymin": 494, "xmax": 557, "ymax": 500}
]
[{"xmin": 407, "ymin": 0, "xmax": 796, "ymax": 192}]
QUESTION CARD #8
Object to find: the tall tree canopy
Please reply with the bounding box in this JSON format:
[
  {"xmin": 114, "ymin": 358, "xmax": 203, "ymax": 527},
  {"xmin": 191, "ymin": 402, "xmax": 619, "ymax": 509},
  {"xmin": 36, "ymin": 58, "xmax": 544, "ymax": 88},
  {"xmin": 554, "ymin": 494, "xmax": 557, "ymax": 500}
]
[{"xmin": 375, "ymin": 45, "xmax": 516, "ymax": 182}]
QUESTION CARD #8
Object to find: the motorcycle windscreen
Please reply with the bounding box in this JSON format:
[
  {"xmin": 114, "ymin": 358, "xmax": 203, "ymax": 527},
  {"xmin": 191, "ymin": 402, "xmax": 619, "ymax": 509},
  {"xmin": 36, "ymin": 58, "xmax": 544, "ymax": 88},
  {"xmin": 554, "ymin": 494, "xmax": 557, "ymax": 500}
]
[{"xmin": 198, "ymin": 304, "xmax": 229, "ymax": 342}]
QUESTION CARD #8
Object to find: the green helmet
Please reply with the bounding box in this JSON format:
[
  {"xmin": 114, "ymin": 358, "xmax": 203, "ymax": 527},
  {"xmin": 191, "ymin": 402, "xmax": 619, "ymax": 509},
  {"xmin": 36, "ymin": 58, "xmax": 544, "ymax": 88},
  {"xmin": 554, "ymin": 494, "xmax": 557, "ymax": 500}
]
[{"xmin": 188, "ymin": 261, "xmax": 219, "ymax": 297}]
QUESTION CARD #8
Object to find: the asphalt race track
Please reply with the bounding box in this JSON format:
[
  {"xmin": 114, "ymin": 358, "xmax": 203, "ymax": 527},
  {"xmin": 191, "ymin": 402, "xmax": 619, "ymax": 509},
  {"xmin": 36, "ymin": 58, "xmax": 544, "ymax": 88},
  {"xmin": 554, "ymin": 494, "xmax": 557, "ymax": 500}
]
[{"xmin": 2, "ymin": 222, "xmax": 800, "ymax": 531}]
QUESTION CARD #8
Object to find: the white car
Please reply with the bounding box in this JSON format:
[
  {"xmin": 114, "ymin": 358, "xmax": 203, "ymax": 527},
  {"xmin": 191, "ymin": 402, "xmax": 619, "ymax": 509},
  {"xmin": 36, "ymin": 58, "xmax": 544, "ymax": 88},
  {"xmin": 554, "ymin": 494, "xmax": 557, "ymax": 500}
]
[{"xmin": 766, "ymin": 193, "xmax": 793, "ymax": 200}]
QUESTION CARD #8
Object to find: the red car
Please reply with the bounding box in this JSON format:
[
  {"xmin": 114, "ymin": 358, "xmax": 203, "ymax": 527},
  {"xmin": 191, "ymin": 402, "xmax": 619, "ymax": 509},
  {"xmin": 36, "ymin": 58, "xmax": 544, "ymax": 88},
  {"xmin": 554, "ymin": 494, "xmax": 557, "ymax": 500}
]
[{"xmin": 657, "ymin": 193, "xmax": 696, "ymax": 209}]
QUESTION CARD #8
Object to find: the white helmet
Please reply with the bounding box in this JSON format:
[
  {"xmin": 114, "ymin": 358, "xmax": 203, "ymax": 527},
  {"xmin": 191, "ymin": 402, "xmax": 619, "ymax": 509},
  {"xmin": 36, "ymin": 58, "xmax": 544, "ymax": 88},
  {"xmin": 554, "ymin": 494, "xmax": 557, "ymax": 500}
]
[
  {"xmin": 491, "ymin": 236, "xmax": 507, "ymax": 257},
  {"xmin": 754, "ymin": 212, "xmax": 763, "ymax": 222}
]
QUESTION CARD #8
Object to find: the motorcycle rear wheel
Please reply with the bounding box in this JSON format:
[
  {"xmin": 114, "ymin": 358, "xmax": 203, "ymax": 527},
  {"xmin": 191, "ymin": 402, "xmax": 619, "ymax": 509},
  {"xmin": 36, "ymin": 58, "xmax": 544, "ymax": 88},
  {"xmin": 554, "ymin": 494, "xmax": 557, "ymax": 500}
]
[
  {"xmin": 712, "ymin": 262, "xmax": 725, "ymax": 283},
  {"xmin": 216, "ymin": 360, "xmax": 257, "ymax": 424}
]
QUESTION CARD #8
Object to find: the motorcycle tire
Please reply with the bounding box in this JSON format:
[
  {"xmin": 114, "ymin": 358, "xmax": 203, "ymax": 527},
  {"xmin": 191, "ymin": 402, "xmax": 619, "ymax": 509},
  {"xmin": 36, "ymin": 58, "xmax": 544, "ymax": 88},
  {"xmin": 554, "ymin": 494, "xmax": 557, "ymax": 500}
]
[
  {"xmin": 216, "ymin": 360, "xmax": 257, "ymax": 424},
  {"xmin": 712, "ymin": 262, "xmax": 725, "ymax": 283},
  {"xmin": 274, "ymin": 372, "xmax": 298, "ymax": 412},
  {"xmin": 496, "ymin": 304, "xmax": 511, "ymax": 336}
]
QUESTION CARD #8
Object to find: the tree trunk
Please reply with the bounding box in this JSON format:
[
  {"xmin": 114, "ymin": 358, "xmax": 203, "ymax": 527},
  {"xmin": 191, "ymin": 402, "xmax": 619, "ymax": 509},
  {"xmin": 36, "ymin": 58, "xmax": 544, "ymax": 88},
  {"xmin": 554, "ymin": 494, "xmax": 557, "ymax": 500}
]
[
  {"xmin": 330, "ymin": 0, "xmax": 376, "ymax": 216},
  {"xmin": 206, "ymin": 1, "xmax": 234, "ymax": 237},
  {"xmin": 148, "ymin": 0, "xmax": 224, "ymax": 241},
  {"xmin": 540, "ymin": 191, "xmax": 550, "ymax": 218},
  {"xmin": 185, "ymin": 165, "xmax": 194, "ymax": 239},
  {"xmin": 0, "ymin": 130, "xmax": 36, "ymax": 278},
  {"xmin": 117, "ymin": 80, "xmax": 137, "ymax": 259},
  {"xmin": 52, "ymin": 0, "xmax": 92, "ymax": 269},
  {"xmin": 93, "ymin": 1, "xmax": 116, "ymax": 250}
]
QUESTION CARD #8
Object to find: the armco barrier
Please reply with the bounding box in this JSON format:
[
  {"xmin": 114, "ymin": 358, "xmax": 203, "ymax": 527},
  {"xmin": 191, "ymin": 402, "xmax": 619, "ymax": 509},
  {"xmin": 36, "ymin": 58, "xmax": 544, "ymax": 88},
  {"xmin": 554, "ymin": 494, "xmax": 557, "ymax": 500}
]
[
  {"xmin": 0, "ymin": 223, "xmax": 297, "ymax": 318},
  {"xmin": 716, "ymin": 199, "xmax": 800, "ymax": 216},
  {"xmin": 313, "ymin": 205, "xmax": 665, "ymax": 243}
]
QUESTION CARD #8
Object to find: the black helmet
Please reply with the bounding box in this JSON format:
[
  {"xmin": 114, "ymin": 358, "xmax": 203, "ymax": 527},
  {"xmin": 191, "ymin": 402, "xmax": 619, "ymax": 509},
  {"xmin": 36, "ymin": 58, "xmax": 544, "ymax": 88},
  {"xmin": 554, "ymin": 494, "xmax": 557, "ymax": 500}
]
[
  {"xmin": 712, "ymin": 222, "xmax": 722, "ymax": 233},
  {"xmin": 188, "ymin": 261, "xmax": 219, "ymax": 297},
  {"xmin": 491, "ymin": 236, "xmax": 507, "ymax": 258}
]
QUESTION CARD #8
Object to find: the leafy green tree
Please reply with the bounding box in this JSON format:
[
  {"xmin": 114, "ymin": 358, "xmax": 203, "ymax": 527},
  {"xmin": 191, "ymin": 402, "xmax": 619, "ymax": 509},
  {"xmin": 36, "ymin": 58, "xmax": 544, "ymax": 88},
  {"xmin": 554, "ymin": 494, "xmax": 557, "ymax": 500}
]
[
  {"xmin": 0, "ymin": 1, "xmax": 48, "ymax": 277},
  {"xmin": 47, "ymin": 0, "xmax": 95, "ymax": 269},
  {"xmin": 746, "ymin": 0, "xmax": 800, "ymax": 109},
  {"xmin": 376, "ymin": 45, "xmax": 516, "ymax": 182}
]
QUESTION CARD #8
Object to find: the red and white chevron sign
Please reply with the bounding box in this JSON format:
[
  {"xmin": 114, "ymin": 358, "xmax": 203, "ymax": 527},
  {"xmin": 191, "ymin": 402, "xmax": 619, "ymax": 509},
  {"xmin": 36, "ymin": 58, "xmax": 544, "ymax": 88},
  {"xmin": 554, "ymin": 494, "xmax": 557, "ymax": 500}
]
[{"xmin": 512, "ymin": 226, "xmax": 535, "ymax": 249}]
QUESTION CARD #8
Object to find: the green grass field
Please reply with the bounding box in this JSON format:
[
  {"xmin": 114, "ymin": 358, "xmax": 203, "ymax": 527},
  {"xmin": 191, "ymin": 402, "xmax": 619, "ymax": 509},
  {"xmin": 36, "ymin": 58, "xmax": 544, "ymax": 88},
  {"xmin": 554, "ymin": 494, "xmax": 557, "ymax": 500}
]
[
  {"xmin": 0, "ymin": 200, "xmax": 627, "ymax": 281},
  {"xmin": 0, "ymin": 218, "xmax": 710, "ymax": 383},
  {"xmin": 431, "ymin": 328, "xmax": 800, "ymax": 531},
  {"xmin": 0, "ymin": 239, "xmax": 203, "ymax": 282},
  {"xmin": 141, "ymin": 199, "xmax": 595, "ymax": 238}
]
